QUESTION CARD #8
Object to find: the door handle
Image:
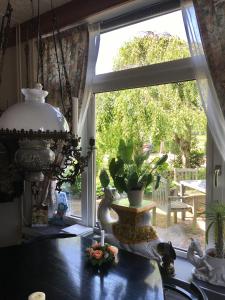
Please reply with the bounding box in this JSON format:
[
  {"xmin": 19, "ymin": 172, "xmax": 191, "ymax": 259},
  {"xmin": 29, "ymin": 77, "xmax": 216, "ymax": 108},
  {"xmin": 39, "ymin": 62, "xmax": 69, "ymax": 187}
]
[{"xmin": 214, "ymin": 165, "xmax": 222, "ymax": 187}]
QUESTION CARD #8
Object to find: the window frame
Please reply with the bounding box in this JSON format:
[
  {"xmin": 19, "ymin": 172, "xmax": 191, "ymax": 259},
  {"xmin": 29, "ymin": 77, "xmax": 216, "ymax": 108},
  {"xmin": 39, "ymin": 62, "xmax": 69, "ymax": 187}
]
[
  {"xmin": 91, "ymin": 5, "xmax": 210, "ymax": 250},
  {"xmin": 67, "ymin": 2, "xmax": 212, "ymax": 248}
]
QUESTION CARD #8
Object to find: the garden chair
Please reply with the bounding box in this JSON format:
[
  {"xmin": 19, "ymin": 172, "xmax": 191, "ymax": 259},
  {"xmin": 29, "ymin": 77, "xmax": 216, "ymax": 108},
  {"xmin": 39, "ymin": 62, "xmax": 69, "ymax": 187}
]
[
  {"xmin": 174, "ymin": 167, "xmax": 198, "ymax": 185},
  {"xmin": 152, "ymin": 177, "xmax": 192, "ymax": 227},
  {"xmin": 173, "ymin": 167, "xmax": 199, "ymax": 196}
]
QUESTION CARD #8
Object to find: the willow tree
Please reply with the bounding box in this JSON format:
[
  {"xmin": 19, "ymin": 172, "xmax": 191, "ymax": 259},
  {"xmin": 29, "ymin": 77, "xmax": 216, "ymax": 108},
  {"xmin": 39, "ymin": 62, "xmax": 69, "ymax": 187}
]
[{"xmin": 96, "ymin": 32, "xmax": 206, "ymax": 170}]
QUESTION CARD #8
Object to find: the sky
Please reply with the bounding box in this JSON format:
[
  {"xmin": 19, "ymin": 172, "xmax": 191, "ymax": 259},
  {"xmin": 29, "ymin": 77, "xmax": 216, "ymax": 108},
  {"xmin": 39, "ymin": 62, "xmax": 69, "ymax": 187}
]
[{"xmin": 96, "ymin": 10, "xmax": 187, "ymax": 74}]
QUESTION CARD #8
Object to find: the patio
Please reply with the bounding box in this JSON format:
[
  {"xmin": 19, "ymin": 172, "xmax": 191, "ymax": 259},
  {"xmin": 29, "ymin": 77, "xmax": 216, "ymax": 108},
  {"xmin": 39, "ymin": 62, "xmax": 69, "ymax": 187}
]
[{"xmin": 152, "ymin": 208, "xmax": 205, "ymax": 250}]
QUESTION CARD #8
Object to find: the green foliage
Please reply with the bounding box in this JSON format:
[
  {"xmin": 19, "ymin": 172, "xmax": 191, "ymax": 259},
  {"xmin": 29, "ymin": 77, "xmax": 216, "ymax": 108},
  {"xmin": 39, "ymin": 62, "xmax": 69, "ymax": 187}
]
[
  {"xmin": 99, "ymin": 169, "xmax": 110, "ymax": 188},
  {"xmin": 96, "ymin": 32, "xmax": 206, "ymax": 173},
  {"xmin": 206, "ymin": 201, "xmax": 225, "ymax": 258},
  {"xmin": 113, "ymin": 33, "xmax": 190, "ymax": 70},
  {"xmin": 198, "ymin": 167, "xmax": 206, "ymax": 180},
  {"xmin": 101, "ymin": 139, "xmax": 168, "ymax": 193},
  {"xmin": 172, "ymin": 150, "xmax": 205, "ymax": 168},
  {"xmin": 118, "ymin": 139, "xmax": 133, "ymax": 163},
  {"xmin": 61, "ymin": 175, "xmax": 82, "ymax": 196},
  {"xmin": 189, "ymin": 149, "xmax": 205, "ymax": 168}
]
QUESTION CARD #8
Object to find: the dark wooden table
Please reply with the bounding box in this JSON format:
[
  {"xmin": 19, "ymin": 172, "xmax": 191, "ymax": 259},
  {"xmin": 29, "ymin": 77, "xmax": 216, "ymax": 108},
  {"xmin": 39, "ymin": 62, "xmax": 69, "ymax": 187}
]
[{"xmin": 0, "ymin": 236, "xmax": 164, "ymax": 300}]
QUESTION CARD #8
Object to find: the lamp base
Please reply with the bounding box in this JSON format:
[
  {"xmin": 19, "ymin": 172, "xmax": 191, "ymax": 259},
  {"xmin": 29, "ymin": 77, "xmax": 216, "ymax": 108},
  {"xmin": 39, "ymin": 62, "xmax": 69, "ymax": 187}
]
[{"xmin": 25, "ymin": 171, "xmax": 44, "ymax": 182}]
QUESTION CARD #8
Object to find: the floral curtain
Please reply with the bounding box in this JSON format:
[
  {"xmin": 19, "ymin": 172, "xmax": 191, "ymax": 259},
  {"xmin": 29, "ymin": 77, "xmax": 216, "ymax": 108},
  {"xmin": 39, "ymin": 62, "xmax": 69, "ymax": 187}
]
[
  {"xmin": 193, "ymin": 1, "xmax": 225, "ymax": 113},
  {"xmin": 42, "ymin": 25, "xmax": 89, "ymax": 127},
  {"xmin": 182, "ymin": 0, "xmax": 225, "ymax": 162}
]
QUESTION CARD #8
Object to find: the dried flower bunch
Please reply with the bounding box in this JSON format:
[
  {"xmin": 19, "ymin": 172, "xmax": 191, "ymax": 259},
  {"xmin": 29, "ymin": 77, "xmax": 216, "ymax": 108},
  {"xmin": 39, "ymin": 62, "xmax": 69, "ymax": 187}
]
[{"xmin": 86, "ymin": 243, "xmax": 118, "ymax": 267}]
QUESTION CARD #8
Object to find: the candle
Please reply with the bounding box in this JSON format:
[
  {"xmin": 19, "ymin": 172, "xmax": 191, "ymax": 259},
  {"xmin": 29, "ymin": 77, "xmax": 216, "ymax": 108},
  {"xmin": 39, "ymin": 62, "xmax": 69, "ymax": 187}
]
[
  {"xmin": 100, "ymin": 229, "xmax": 105, "ymax": 246},
  {"xmin": 28, "ymin": 292, "xmax": 46, "ymax": 300},
  {"xmin": 72, "ymin": 97, "xmax": 78, "ymax": 136}
]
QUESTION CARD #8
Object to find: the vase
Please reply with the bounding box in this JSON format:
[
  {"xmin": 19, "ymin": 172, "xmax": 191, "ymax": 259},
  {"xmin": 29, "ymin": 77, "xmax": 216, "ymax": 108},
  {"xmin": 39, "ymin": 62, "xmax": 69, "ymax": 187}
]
[
  {"xmin": 127, "ymin": 189, "xmax": 144, "ymax": 207},
  {"xmin": 15, "ymin": 139, "xmax": 55, "ymax": 181}
]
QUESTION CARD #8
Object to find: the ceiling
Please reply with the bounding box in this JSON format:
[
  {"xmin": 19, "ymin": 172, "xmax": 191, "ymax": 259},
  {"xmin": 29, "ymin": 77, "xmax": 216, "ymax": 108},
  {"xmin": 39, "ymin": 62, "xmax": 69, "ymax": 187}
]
[{"xmin": 0, "ymin": 0, "xmax": 72, "ymax": 25}]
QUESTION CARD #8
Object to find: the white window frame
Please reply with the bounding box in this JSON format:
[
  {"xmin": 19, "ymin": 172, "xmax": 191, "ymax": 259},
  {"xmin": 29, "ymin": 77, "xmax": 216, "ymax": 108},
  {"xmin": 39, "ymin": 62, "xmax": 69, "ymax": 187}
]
[
  {"xmin": 66, "ymin": 2, "xmax": 218, "ymax": 237},
  {"xmin": 64, "ymin": 96, "xmax": 96, "ymax": 227},
  {"xmin": 91, "ymin": 6, "xmax": 214, "ymax": 250}
]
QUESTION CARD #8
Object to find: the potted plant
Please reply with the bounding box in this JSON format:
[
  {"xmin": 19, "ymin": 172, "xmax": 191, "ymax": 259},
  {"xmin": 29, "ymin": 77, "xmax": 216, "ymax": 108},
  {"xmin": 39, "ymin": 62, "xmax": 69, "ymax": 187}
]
[
  {"xmin": 101, "ymin": 139, "xmax": 168, "ymax": 207},
  {"xmin": 206, "ymin": 201, "xmax": 225, "ymax": 258},
  {"xmin": 187, "ymin": 201, "xmax": 225, "ymax": 287}
]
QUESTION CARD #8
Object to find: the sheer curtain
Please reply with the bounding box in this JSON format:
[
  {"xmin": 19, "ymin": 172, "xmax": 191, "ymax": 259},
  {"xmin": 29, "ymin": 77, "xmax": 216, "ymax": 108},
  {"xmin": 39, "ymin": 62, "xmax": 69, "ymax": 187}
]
[
  {"xmin": 78, "ymin": 23, "xmax": 100, "ymax": 137},
  {"xmin": 182, "ymin": 0, "xmax": 225, "ymax": 162}
]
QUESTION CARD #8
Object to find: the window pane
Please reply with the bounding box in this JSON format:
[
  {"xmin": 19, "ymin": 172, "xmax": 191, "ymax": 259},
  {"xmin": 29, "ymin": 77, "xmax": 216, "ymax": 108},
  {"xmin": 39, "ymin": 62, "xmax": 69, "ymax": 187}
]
[
  {"xmin": 96, "ymin": 10, "xmax": 190, "ymax": 74},
  {"xmin": 62, "ymin": 175, "xmax": 82, "ymax": 218},
  {"xmin": 96, "ymin": 81, "xmax": 206, "ymax": 250}
]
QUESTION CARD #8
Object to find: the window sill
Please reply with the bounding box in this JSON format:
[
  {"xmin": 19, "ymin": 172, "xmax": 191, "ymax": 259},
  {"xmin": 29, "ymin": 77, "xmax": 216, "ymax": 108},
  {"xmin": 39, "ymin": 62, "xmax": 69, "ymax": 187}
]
[{"xmin": 173, "ymin": 256, "xmax": 225, "ymax": 299}]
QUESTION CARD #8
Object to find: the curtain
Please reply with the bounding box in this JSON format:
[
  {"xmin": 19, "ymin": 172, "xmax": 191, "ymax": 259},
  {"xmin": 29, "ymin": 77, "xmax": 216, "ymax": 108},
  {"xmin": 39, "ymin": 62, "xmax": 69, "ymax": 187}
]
[
  {"xmin": 78, "ymin": 23, "xmax": 100, "ymax": 136},
  {"xmin": 42, "ymin": 25, "xmax": 89, "ymax": 128},
  {"xmin": 182, "ymin": 0, "xmax": 225, "ymax": 161},
  {"xmin": 194, "ymin": 0, "xmax": 225, "ymax": 112},
  {"xmin": 35, "ymin": 24, "xmax": 100, "ymax": 222}
]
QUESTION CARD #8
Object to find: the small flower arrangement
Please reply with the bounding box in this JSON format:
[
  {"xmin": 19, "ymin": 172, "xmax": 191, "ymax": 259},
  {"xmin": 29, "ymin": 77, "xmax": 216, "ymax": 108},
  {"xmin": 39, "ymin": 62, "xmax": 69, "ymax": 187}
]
[{"xmin": 86, "ymin": 242, "xmax": 118, "ymax": 267}]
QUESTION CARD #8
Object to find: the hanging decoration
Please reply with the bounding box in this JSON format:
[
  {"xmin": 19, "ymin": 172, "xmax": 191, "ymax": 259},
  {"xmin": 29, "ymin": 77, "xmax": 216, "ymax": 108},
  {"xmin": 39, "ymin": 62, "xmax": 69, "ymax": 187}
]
[
  {"xmin": 38, "ymin": 1, "xmax": 95, "ymax": 192},
  {"xmin": 0, "ymin": 0, "xmax": 94, "ymax": 212},
  {"xmin": 52, "ymin": 136, "xmax": 95, "ymax": 191}
]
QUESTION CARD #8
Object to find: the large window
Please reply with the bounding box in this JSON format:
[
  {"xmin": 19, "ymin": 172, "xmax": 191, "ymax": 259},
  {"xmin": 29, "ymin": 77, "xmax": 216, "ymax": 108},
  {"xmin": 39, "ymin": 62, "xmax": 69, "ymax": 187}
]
[{"xmin": 93, "ymin": 8, "xmax": 207, "ymax": 250}]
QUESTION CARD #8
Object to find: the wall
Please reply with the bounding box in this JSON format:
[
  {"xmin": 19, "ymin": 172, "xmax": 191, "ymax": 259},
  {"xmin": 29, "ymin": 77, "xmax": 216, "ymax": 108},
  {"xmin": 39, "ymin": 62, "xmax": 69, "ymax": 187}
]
[
  {"xmin": 0, "ymin": 46, "xmax": 17, "ymax": 111},
  {"xmin": 0, "ymin": 45, "xmax": 23, "ymax": 247}
]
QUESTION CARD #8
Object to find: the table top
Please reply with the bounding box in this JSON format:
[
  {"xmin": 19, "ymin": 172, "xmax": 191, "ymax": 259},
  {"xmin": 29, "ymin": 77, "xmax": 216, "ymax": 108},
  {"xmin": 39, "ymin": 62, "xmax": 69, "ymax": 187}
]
[
  {"xmin": 0, "ymin": 236, "xmax": 164, "ymax": 300},
  {"xmin": 112, "ymin": 198, "xmax": 156, "ymax": 213},
  {"xmin": 179, "ymin": 179, "xmax": 206, "ymax": 194}
]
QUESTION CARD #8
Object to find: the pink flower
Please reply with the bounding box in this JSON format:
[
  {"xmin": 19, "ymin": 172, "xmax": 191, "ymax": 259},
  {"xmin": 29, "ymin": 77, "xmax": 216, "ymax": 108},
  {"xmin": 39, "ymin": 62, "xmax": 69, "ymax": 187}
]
[{"xmin": 92, "ymin": 250, "xmax": 104, "ymax": 260}]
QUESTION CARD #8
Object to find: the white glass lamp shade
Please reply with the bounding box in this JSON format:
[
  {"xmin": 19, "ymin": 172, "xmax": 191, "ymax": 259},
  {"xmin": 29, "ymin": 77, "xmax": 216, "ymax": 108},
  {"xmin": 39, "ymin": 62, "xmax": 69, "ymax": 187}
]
[{"xmin": 0, "ymin": 84, "xmax": 69, "ymax": 132}]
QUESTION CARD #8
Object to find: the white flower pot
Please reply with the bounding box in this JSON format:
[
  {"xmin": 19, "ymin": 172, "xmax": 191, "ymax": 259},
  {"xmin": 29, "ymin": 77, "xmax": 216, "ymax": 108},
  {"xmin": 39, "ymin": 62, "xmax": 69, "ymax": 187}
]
[{"xmin": 127, "ymin": 189, "xmax": 144, "ymax": 207}]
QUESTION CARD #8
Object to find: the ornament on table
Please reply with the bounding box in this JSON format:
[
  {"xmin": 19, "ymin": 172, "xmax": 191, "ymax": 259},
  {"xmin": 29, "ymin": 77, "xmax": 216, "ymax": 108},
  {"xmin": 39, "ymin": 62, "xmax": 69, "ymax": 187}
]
[
  {"xmin": 157, "ymin": 241, "xmax": 176, "ymax": 276},
  {"xmin": 50, "ymin": 191, "xmax": 68, "ymax": 225}
]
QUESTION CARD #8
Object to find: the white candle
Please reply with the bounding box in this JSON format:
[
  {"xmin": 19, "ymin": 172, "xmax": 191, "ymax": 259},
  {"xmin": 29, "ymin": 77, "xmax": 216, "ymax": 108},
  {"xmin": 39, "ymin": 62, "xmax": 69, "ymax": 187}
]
[
  {"xmin": 28, "ymin": 292, "xmax": 46, "ymax": 300},
  {"xmin": 72, "ymin": 97, "xmax": 78, "ymax": 136},
  {"xmin": 100, "ymin": 229, "xmax": 105, "ymax": 246}
]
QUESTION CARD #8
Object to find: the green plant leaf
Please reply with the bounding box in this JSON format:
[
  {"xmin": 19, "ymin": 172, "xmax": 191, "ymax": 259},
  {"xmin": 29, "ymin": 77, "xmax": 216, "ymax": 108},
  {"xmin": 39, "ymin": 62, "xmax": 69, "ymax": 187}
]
[
  {"xmin": 114, "ymin": 176, "xmax": 127, "ymax": 193},
  {"xmin": 99, "ymin": 169, "xmax": 110, "ymax": 188},
  {"xmin": 116, "ymin": 158, "xmax": 125, "ymax": 175},
  {"xmin": 118, "ymin": 139, "xmax": 133, "ymax": 163},
  {"xmin": 154, "ymin": 174, "xmax": 161, "ymax": 190},
  {"xmin": 127, "ymin": 172, "xmax": 139, "ymax": 190},
  {"xmin": 139, "ymin": 173, "xmax": 153, "ymax": 188},
  {"xmin": 109, "ymin": 158, "xmax": 124, "ymax": 178},
  {"xmin": 134, "ymin": 153, "xmax": 147, "ymax": 170},
  {"xmin": 109, "ymin": 158, "xmax": 117, "ymax": 178},
  {"xmin": 154, "ymin": 154, "xmax": 168, "ymax": 167},
  {"xmin": 205, "ymin": 221, "xmax": 214, "ymax": 244}
]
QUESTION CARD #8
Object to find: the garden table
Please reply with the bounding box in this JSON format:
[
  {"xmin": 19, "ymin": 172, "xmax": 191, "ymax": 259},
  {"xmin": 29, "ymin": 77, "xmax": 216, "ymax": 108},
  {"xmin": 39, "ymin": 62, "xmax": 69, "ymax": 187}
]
[{"xmin": 180, "ymin": 179, "xmax": 206, "ymax": 225}]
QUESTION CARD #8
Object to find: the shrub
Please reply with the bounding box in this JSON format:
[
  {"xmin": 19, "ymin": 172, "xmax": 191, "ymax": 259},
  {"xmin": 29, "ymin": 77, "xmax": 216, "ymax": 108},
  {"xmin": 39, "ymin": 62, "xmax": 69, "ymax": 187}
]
[{"xmin": 189, "ymin": 149, "xmax": 205, "ymax": 168}]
